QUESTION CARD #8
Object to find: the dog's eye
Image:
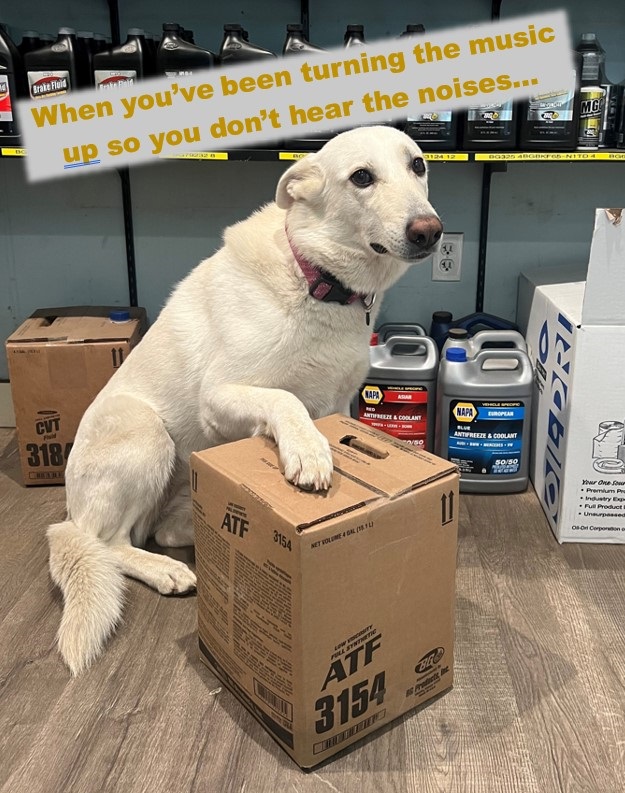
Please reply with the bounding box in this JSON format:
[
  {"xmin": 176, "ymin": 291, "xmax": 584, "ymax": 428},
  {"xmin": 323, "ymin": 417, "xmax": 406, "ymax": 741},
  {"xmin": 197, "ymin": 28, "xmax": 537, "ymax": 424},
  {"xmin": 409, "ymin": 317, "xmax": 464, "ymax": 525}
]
[
  {"xmin": 350, "ymin": 169, "xmax": 374, "ymax": 188},
  {"xmin": 412, "ymin": 157, "xmax": 426, "ymax": 176}
]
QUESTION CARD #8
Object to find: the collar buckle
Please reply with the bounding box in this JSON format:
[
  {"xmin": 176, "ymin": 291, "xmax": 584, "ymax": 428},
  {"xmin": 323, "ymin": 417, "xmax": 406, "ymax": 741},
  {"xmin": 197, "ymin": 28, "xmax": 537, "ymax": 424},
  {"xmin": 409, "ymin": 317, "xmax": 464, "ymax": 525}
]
[{"xmin": 308, "ymin": 270, "xmax": 359, "ymax": 305}]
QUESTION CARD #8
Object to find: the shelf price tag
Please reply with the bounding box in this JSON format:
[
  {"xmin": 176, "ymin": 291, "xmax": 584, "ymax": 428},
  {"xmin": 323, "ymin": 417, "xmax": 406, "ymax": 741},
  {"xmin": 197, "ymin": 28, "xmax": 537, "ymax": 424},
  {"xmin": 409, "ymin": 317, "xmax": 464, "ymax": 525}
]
[
  {"xmin": 423, "ymin": 153, "xmax": 469, "ymax": 161},
  {"xmin": 163, "ymin": 151, "xmax": 228, "ymax": 160},
  {"xmin": 279, "ymin": 152, "xmax": 310, "ymax": 160}
]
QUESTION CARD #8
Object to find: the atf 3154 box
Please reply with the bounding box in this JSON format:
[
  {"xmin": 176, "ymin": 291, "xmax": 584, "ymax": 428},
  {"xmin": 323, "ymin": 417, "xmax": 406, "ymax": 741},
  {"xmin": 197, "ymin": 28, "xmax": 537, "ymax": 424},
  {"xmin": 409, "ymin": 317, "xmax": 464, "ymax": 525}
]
[
  {"xmin": 191, "ymin": 414, "xmax": 459, "ymax": 768},
  {"xmin": 6, "ymin": 306, "xmax": 146, "ymax": 485}
]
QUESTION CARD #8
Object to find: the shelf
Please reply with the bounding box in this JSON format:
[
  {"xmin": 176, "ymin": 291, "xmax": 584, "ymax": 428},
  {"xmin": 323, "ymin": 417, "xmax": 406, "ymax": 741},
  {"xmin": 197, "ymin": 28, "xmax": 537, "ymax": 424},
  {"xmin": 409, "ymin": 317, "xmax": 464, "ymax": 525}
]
[{"xmin": 4, "ymin": 147, "xmax": 625, "ymax": 162}]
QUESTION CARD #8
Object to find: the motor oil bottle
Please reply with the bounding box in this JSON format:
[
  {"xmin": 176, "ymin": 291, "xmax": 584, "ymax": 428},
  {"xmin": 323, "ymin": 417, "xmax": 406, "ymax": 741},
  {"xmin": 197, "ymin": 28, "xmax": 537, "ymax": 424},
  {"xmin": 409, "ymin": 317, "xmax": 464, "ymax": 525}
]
[
  {"xmin": 461, "ymin": 98, "xmax": 517, "ymax": 150},
  {"xmin": 617, "ymin": 81, "xmax": 625, "ymax": 149},
  {"xmin": 0, "ymin": 25, "xmax": 25, "ymax": 145},
  {"xmin": 599, "ymin": 78, "xmax": 621, "ymax": 149},
  {"xmin": 436, "ymin": 347, "xmax": 533, "ymax": 493},
  {"xmin": 24, "ymin": 27, "xmax": 90, "ymax": 99},
  {"xmin": 518, "ymin": 52, "xmax": 581, "ymax": 150},
  {"xmin": 282, "ymin": 23, "xmax": 331, "ymax": 150},
  {"xmin": 156, "ymin": 23, "xmax": 216, "ymax": 78},
  {"xmin": 576, "ymin": 33, "xmax": 608, "ymax": 150},
  {"xmin": 219, "ymin": 24, "xmax": 276, "ymax": 64},
  {"xmin": 94, "ymin": 29, "xmax": 150, "ymax": 89},
  {"xmin": 283, "ymin": 23, "xmax": 324, "ymax": 56},
  {"xmin": 400, "ymin": 24, "xmax": 459, "ymax": 150},
  {"xmin": 344, "ymin": 25, "xmax": 366, "ymax": 48},
  {"xmin": 351, "ymin": 334, "xmax": 439, "ymax": 452}
]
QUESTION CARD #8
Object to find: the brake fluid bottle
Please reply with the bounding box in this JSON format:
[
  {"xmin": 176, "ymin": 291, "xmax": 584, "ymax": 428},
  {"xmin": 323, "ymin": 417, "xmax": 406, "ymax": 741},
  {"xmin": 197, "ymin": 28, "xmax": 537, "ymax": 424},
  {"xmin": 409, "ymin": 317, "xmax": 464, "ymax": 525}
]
[
  {"xmin": 93, "ymin": 29, "xmax": 150, "ymax": 89},
  {"xmin": 351, "ymin": 334, "xmax": 439, "ymax": 452},
  {"xmin": 24, "ymin": 27, "xmax": 90, "ymax": 99},
  {"xmin": 436, "ymin": 348, "xmax": 533, "ymax": 493}
]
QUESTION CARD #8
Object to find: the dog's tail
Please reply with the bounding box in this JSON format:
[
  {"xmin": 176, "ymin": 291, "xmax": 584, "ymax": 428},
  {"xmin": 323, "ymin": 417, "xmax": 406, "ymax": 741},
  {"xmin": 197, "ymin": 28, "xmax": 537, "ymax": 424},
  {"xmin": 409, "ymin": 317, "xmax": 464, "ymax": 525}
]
[{"xmin": 47, "ymin": 520, "xmax": 126, "ymax": 675}]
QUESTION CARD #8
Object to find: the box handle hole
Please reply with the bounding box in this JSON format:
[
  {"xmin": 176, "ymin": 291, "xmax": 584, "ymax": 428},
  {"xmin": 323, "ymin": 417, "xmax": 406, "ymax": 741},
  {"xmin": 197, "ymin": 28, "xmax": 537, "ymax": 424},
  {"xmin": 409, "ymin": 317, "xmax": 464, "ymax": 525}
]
[{"xmin": 340, "ymin": 435, "xmax": 389, "ymax": 460}]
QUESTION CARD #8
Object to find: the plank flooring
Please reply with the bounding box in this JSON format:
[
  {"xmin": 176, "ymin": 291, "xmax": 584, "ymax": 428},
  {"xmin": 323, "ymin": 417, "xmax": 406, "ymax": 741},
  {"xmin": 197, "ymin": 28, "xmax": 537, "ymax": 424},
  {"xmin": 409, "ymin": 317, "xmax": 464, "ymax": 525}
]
[{"xmin": 1, "ymin": 426, "xmax": 624, "ymax": 792}]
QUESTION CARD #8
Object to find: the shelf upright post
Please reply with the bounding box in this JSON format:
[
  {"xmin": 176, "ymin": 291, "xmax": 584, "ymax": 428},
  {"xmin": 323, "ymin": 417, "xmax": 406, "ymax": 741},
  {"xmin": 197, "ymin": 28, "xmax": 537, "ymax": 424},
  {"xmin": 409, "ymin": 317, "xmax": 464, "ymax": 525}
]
[{"xmin": 107, "ymin": 0, "xmax": 138, "ymax": 306}]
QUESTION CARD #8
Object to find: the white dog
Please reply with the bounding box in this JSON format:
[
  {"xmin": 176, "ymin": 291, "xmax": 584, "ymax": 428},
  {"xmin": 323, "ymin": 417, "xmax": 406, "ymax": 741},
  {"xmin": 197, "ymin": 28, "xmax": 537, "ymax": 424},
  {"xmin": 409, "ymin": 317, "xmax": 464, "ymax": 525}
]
[{"xmin": 47, "ymin": 126, "xmax": 443, "ymax": 674}]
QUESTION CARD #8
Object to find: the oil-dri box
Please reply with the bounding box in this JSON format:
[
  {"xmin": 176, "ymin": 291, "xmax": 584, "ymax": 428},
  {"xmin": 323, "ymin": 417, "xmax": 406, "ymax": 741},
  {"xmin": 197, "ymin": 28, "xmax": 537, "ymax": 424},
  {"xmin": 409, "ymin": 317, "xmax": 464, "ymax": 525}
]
[
  {"xmin": 6, "ymin": 306, "xmax": 146, "ymax": 485},
  {"xmin": 518, "ymin": 208, "xmax": 625, "ymax": 542},
  {"xmin": 191, "ymin": 414, "xmax": 459, "ymax": 769}
]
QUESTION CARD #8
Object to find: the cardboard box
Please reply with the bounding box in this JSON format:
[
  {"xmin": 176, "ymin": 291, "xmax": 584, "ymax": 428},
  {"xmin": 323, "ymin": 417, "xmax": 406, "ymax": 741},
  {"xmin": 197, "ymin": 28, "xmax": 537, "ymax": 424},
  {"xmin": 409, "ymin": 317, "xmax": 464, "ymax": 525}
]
[
  {"xmin": 6, "ymin": 306, "xmax": 146, "ymax": 486},
  {"xmin": 518, "ymin": 208, "xmax": 625, "ymax": 543},
  {"xmin": 191, "ymin": 414, "xmax": 459, "ymax": 768}
]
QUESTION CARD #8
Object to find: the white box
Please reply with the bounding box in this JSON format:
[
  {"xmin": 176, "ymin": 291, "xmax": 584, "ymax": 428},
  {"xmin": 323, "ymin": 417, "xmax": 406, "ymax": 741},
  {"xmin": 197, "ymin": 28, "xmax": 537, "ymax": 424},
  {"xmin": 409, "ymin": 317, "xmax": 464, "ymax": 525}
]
[{"xmin": 518, "ymin": 208, "xmax": 625, "ymax": 543}]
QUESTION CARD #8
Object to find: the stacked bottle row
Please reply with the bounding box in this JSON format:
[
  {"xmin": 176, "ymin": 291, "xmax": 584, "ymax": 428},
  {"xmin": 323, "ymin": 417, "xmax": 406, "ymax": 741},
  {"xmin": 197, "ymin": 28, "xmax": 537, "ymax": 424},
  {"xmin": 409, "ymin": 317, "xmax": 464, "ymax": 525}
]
[{"xmin": 2, "ymin": 22, "xmax": 624, "ymax": 151}]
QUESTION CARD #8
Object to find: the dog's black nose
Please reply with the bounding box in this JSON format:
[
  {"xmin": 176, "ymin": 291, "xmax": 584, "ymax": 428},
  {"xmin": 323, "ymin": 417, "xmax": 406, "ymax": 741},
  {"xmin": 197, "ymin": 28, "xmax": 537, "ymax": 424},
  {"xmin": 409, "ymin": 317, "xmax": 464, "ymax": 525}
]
[{"xmin": 406, "ymin": 216, "xmax": 443, "ymax": 249}]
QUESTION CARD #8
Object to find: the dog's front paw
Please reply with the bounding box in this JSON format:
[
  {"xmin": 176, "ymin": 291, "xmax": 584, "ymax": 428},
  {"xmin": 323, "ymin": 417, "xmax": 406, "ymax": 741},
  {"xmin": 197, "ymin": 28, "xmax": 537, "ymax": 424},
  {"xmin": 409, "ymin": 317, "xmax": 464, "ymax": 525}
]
[{"xmin": 280, "ymin": 428, "xmax": 334, "ymax": 492}]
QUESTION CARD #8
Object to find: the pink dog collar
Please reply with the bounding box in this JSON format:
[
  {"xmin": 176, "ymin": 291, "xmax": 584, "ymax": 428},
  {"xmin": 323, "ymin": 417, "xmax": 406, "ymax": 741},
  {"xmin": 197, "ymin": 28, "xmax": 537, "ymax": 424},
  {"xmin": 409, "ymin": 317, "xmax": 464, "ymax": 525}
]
[{"xmin": 286, "ymin": 228, "xmax": 376, "ymax": 322}]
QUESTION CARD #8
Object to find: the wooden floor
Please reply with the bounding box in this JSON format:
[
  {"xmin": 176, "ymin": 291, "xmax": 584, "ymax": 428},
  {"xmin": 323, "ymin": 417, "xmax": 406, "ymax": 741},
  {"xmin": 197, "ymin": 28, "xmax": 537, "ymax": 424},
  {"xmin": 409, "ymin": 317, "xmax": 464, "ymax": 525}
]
[{"xmin": 2, "ymin": 427, "xmax": 625, "ymax": 792}]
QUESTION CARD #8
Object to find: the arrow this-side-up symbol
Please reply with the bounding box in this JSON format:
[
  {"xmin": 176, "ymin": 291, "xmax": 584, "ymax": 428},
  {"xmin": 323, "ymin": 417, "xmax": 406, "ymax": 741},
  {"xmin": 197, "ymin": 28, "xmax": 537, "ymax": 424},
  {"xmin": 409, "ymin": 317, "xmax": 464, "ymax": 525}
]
[{"xmin": 441, "ymin": 491, "xmax": 455, "ymax": 525}]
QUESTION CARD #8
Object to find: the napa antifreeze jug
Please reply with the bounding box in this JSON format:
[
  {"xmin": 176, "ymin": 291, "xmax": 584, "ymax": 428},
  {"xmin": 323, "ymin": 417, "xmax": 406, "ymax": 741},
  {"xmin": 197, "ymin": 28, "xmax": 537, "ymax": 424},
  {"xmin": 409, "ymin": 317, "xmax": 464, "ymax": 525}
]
[
  {"xmin": 436, "ymin": 347, "xmax": 532, "ymax": 493},
  {"xmin": 352, "ymin": 334, "xmax": 438, "ymax": 452}
]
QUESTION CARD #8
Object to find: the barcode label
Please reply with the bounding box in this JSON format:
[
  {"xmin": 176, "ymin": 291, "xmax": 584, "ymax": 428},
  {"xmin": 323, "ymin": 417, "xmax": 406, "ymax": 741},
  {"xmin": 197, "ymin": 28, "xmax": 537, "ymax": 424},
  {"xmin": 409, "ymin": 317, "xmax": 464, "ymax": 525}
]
[
  {"xmin": 253, "ymin": 679, "xmax": 293, "ymax": 721},
  {"xmin": 28, "ymin": 471, "xmax": 63, "ymax": 480},
  {"xmin": 313, "ymin": 709, "xmax": 386, "ymax": 755}
]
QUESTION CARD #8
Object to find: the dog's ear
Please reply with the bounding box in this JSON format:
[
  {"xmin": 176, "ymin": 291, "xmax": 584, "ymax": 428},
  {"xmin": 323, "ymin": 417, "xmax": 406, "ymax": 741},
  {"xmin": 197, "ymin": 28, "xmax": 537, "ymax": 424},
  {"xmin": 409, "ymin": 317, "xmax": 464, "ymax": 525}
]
[{"xmin": 275, "ymin": 155, "xmax": 326, "ymax": 209}]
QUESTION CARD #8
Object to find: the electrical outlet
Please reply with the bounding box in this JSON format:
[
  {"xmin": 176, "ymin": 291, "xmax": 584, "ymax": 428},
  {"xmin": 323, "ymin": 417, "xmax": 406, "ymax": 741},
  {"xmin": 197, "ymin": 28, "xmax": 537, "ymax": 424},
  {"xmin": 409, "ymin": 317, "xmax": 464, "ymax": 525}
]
[{"xmin": 432, "ymin": 232, "xmax": 463, "ymax": 281}]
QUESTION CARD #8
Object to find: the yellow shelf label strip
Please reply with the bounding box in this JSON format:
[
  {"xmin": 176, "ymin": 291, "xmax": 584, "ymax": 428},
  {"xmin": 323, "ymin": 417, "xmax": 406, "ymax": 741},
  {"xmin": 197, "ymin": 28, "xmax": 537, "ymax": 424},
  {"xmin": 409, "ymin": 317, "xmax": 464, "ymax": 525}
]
[
  {"xmin": 423, "ymin": 153, "xmax": 469, "ymax": 161},
  {"xmin": 279, "ymin": 152, "xmax": 311, "ymax": 160},
  {"xmin": 163, "ymin": 151, "xmax": 228, "ymax": 160},
  {"xmin": 474, "ymin": 151, "xmax": 621, "ymax": 161},
  {"xmin": 1, "ymin": 147, "xmax": 27, "ymax": 157}
]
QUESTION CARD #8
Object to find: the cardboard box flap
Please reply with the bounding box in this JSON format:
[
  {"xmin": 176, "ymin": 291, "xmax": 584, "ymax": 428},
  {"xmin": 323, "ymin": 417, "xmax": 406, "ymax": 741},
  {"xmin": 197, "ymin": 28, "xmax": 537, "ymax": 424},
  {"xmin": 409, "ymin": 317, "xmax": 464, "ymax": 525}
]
[
  {"xmin": 191, "ymin": 415, "xmax": 457, "ymax": 530},
  {"xmin": 192, "ymin": 436, "xmax": 381, "ymax": 531},
  {"xmin": 315, "ymin": 414, "xmax": 458, "ymax": 497},
  {"xmin": 582, "ymin": 209, "xmax": 625, "ymax": 325},
  {"xmin": 7, "ymin": 306, "xmax": 145, "ymax": 344}
]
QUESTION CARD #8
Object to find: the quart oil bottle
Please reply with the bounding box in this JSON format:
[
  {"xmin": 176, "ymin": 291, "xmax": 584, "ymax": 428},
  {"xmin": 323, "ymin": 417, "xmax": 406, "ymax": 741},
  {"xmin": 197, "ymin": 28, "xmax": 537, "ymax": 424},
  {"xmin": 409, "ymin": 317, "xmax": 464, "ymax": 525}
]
[
  {"xmin": 282, "ymin": 23, "xmax": 330, "ymax": 151},
  {"xmin": 436, "ymin": 347, "xmax": 533, "ymax": 493},
  {"xmin": 518, "ymin": 52, "xmax": 581, "ymax": 151},
  {"xmin": 400, "ymin": 24, "xmax": 459, "ymax": 151},
  {"xmin": 156, "ymin": 22, "xmax": 216, "ymax": 77},
  {"xmin": 576, "ymin": 33, "xmax": 607, "ymax": 149},
  {"xmin": 219, "ymin": 23, "xmax": 276, "ymax": 64}
]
